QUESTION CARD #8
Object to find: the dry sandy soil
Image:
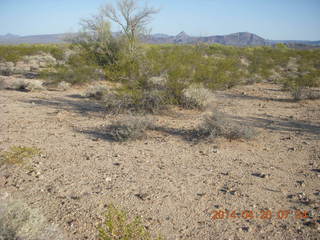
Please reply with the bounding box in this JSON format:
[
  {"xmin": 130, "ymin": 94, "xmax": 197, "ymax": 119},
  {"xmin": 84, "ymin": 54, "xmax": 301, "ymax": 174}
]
[{"xmin": 0, "ymin": 80, "xmax": 319, "ymax": 240}]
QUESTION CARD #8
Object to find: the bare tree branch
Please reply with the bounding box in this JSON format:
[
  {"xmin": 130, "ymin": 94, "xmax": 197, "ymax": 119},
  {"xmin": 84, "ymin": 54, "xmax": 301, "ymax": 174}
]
[{"xmin": 100, "ymin": 0, "xmax": 159, "ymax": 54}]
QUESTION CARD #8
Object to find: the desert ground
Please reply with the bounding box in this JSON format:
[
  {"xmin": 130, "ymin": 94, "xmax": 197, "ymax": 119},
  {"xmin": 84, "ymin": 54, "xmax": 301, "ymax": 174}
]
[{"xmin": 0, "ymin": 77, "xmax": 319, "ymax": 240}]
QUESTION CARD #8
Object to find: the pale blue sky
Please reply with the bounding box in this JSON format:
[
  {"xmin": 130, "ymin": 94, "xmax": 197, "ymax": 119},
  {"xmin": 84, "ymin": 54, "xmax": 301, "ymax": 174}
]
[{"xmin": 0, "ymin": 0, "xmax": 319, "ymax": 40}]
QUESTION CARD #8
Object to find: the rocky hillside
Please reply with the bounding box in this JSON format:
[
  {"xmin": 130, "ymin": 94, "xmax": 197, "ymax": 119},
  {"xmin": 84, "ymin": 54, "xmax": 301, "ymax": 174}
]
[{"xmin": 145, "ymin": 31, "xmax": 267, "ymax": 46}]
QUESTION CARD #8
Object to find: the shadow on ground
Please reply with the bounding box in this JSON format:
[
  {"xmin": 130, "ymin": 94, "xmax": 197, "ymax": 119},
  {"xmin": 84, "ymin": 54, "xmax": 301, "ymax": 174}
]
[
  {"xmin": 23, "ymin": 97, "xmax": 106, "ymax": 117},
  {"xmin": 77, "ymin": 114, "xmax": 320, "ymax": 143},
  {"xmin": 217, "ymin": 92, "xmax": 295, "ymax": 103},
  {"xmin": 76, "ymin": 125, "xmax": 199, "ymax": 143},
  {"xmin": 230, "ymin": 115, "xmax": 320, "ymax": 139}
]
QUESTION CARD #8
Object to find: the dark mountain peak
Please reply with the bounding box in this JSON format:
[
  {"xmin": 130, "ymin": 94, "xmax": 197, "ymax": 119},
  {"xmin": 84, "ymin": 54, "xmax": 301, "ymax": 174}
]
[
  {"xmin": 176, "ymin": 31, "xmax": 189, "ymax": 38},
  {"xmin": 174, "ymin": 31, "xmax": 191, "ymax": 43}
]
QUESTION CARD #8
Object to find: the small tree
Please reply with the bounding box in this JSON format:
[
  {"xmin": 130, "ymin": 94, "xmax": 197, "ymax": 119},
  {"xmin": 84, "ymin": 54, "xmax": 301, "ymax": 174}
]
[
  {"xmin": 100, "ymin": 0, "xmax": 159, "ymax": 55},
  {"xmin": 71, "ymin": 14, "xmax": 120, "ymax": 66}
]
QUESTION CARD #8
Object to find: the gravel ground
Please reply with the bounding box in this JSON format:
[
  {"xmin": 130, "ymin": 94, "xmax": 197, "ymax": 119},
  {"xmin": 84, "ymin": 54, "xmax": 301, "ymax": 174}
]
[{"xmin": 0, "ymin": 80, "xmax": 319, "ymax": 240}]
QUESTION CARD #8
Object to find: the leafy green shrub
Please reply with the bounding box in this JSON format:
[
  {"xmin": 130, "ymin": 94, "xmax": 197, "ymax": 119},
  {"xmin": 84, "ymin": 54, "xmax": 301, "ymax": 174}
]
[
  {"xmin": 106, "ymin": 116, "xmax": 153, "ymax": 142},
  {"xmin": 40, "ymin": 51, "xmax": 103, "ymax": 85},
  {"xmin": 0, "ymin": 146, "xmax": 40, "ymax": 166},
  {"xmin": 98, "ymin": 204, "xmax": 162, "ymax": 240},
  {"xmin": 40, "ymin": 64, "xmax": 100, "ymax": 85},
  {"xmin": 196, "ymin": 109, "xmax": 257, "ymax": 141}
]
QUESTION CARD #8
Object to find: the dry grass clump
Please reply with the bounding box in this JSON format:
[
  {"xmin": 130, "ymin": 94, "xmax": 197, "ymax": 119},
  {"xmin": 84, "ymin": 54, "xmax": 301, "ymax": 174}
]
[
  {"xmin": 181, "ymin": 83, "xmax": 215, "ymax": 109},
  {"xmin": 0, "ymin": 146, "xmax": 40, "ymax": 167},
  {"xmin": 98, "ymin": 204, "xmax": 163, "ymax": 240},
  {"xmin": 106, "ymin": 116, "xmax": 153, "ymax": 142},
  {"xmin": 57, "ymin": 81, "xmax": 71, "ymax": 91},
  {"xmin": 85, "ymin": 84, "xmax": 109, "ymax": 100},
  {"xmin": 290, "ymin": 87, "xmax": 320, "ymax": 101},
  {"xmin": 10, "ymin": 79, "xmax": 29, "ymax": 91},
  {"xmin": 0, "ymin": 79, "xmax": 6, "ymax": 90},
  {"xmin": 103, "ymin": 90, "xmax": 167, "ymax": 114},
  {"xmin": 25, "ymin": 80, "xmax": 45, "ymax": 91},
  {"xmin": 8, "ymin": 79, "xmax": 45, "ymax": 91},
  {"xmin": 0, "ymin": 199, "xmax": 64, "ymax": 240},
  {"xmin": 196, "ymin": 109, "xmax": 257, "ymax": 141}
]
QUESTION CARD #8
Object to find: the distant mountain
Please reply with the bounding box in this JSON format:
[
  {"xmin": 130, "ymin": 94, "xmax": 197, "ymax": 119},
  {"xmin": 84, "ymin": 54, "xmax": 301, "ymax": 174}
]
[
  {"xmin": 0, "ymin": 33, "xmax": 68, "ymax": 44},
  {"xmin": 0, "ymin": 32, "xmax": 319, "ymax": 47},
  {"xmin": 266, "ymin": 39, "xmax": 320, "ymax": 46},
  {"xmin": 0, "ymin": 33, "xmax": 20, "ymax": 39},
  {"xmin": 143, "ymin": 31, "xmax": 267, "ymax": 46}
]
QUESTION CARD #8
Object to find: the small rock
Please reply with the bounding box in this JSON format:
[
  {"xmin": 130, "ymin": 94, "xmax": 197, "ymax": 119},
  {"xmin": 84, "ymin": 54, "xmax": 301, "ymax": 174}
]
[
  {"xmin": 252, "ymin": 172, "xmax": 269, "ymax": 178},
  {"xmin": 197, "ymin": 193, "xmax": 206, "ymax": 197},
  {"xmin": 105, "ymin": 177, "xmax": 112, "ymax": 182},
  {"xmin": 240, "ymin": 226, "xmax": 250, "ymax": 232},
  {"xmin": 296, "ymin": 180, "xmax": 305, "ymax": 187},
  {"xmin": 135, "ymin": 193, "xmax": 148, "ymax": 201}
]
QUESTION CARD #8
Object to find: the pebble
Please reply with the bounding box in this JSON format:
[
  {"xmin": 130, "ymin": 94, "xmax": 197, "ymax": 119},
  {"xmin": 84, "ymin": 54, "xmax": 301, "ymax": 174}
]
[
  {"xmin": 105, "ymin": 177, "xmax": 112, "ymax": 182},
  {"xmin": 240, "ymin": 226, "xmax": 250, "ymax": 232}
]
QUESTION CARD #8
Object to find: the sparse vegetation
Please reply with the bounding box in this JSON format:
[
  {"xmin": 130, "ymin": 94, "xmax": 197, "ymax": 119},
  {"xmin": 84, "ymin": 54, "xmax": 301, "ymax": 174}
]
[
  {"xmin": 98, "ymin": 204, "xmax": 163, "ymax": 240},
  {"xmin": 0, "ymin": 146, "xmax": 40, "ymax": 166},
  {"xmin": 40, "ymin": 61, "xmax": 102, "ymax": 85},
  {"xmin": 106, "ymin": 116, "xmax": 153, "ymax": 141},
  {"xmin": 0, "ymin": 44, "xmax": 65, "ymax": 63}
]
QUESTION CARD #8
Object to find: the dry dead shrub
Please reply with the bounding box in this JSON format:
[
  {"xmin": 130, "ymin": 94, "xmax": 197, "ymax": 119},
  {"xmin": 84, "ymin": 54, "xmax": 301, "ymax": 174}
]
[
  {"xmin": 7, "ymin": 79, "xmax": 45, "ymax": 91},
  {"xmin": 57, "ymin": 81, "xmax": 71, "ymax": 91},
  {"xmin": 26, "ymin": 80, "xmax": 45, "ymax": 91},
  {"xmin": 10, "ymin": 79, "xmax": 29, "ymax": 91},
  {"xmin": 103, "ymin": 90, "xmax": 167, "ymax": 114},
  {"xmin": 106, "ymin": 116, "xmax": 153, "ymax": 141},
  {"xmin": 85, "ymin": 84, "xmax": 109, "ymax": 100},
  {"xmin": 291, "ymin": 87, "xmax": 320, "ymax": 101},
  {"xmin": 0, "ymin": 199, "xmax": 64, "ymax": 240},
  {"xmin": 0, "ymin": 79, "xmax": 5, "ymax": 90},
  {"xmin": 181, "ymin": 83, "xmax": 215, "ymax": 109},
  {"xmin": 196, "ymin": 109, "xmax": 257, "ymax": 141}
]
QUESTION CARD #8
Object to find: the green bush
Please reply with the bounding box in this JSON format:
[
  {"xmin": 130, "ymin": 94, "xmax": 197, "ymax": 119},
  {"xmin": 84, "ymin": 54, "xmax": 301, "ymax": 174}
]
[
  {"xmin": 0, "ymin": 146, "xmax": 40, "ymax": 166},
  {"xmin": 99, "ymin": 204, "xmax": 163, "ymax": 240}
]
